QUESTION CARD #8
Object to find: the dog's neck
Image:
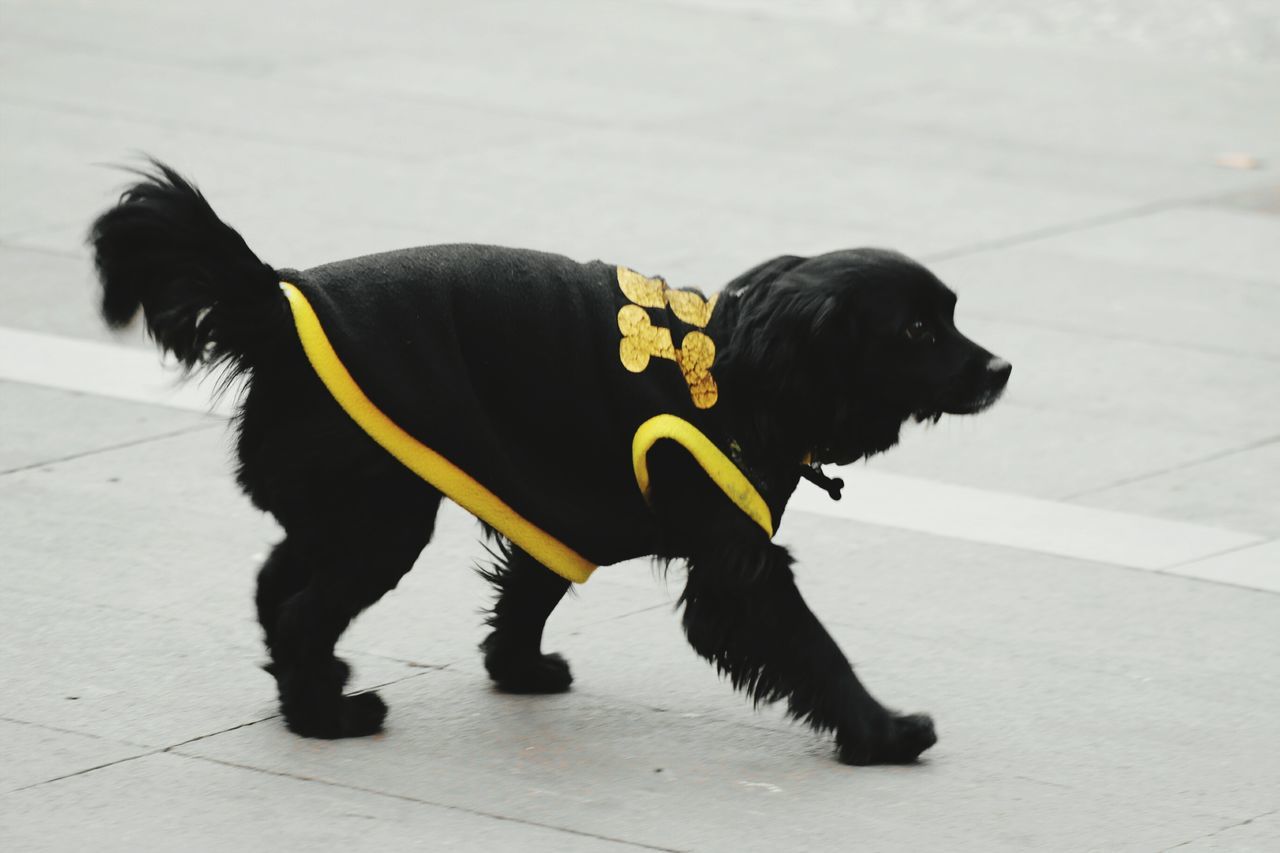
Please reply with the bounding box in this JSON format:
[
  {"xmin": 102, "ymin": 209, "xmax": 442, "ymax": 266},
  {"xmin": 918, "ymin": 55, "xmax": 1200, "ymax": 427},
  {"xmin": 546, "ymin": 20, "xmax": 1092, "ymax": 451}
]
[{"xmin": 718, "ymin": 387, "xmax": 907, "ymax": 502}]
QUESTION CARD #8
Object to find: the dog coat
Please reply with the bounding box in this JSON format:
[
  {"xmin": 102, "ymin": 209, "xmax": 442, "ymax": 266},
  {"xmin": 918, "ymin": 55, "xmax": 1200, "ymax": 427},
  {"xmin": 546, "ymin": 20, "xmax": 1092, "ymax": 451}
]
[{"xmin": 277, "ymin": 244, "xmax": 773, "ymax": 583}]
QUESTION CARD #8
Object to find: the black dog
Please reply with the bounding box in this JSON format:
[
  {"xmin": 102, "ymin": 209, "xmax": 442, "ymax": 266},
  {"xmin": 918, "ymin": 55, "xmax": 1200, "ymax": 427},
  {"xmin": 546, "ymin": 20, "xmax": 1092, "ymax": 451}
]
[{"xmin": 89, "ymin": 163, "xmax": 1010, "ymax": 765}]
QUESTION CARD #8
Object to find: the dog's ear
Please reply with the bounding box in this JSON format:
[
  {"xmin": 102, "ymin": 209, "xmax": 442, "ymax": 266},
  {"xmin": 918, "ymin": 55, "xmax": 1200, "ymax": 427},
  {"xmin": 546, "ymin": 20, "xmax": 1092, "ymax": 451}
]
[
  {"xmin": 723, "ymin": 254, "xmax": 808, "ymax": 294},
  {"xmin": 717, "ymin": 257, "xmax": 846, "ymax": 406}
]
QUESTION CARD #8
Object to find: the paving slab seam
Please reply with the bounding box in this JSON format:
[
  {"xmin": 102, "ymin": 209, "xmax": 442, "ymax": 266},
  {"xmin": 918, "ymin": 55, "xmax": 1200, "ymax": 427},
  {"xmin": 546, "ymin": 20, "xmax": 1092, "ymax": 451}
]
[
  {"xmin": 0, "ymin": 421, "xmax": 223, "ymax": 477},
  {"xmin": 6, "ymin": 669, "xmax": 440, "ymax": 794},
  {"xmin": 1161, "ymin": 808, "xmax": 1279, "ymax": 852},
  {"xmin": 163, "ymin": 751, "xmax": 687, "ymax": 853},
  {"xmin": 4, "ymin": 715, "xmax": 273, "ymax": 795},
  {"xmin": 921, "ymin": 193, "xmax": 1229, "ymax": 264},
  {"xmin": 9, "ymin": 693, "xmax": 1239, "ymax": 838},
  {"xmin": 0, "ymin": 714, "xmax": 151, "ymax": 749},
  {"xmin": 1061, "ymin": 433, "xmax": 1280, "ymax": 501},
  {"xmin": 1164, "ymin": 537, "xmax": 1278, "ymax": 572},
  {"xmin": 334, "ymin": 650, "xmax": 456, "ymax": 673},
  {"xmin": 8, "ymin": 748, "xmax": 160, "ymax": 794}
]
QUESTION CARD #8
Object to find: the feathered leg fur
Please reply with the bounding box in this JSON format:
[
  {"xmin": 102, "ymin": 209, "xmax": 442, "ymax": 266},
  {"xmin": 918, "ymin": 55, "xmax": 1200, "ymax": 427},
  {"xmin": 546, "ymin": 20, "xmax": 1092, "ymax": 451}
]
[{"xmin": 479, "ymin": 538, "xmax": 573, "ymax": 693}]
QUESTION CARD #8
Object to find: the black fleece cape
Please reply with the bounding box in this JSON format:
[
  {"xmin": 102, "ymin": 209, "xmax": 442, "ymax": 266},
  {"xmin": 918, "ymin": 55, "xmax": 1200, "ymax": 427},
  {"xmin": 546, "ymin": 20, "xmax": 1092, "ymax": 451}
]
[{"xmin": 277, "ymin": 244, "xmax": 774, "ymax": 583}]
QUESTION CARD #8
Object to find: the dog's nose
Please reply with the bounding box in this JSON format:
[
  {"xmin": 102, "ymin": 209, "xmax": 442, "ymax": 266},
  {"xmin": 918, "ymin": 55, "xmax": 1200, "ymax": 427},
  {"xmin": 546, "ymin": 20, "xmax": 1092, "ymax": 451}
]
[{"xmin": 987, "ymin": 357, "xmax": 1012, "ymax": 389}]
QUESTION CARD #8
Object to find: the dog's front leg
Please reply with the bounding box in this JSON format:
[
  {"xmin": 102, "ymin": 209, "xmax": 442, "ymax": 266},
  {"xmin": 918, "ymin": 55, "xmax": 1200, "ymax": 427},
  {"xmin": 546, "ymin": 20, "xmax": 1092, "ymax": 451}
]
[
  {"xmin": 680, "ymin": 524, "xmax": 936, "ymax": 765},
  {"xmin": 479, "ymin": 538, "xmax": 574, "ymax": 694}
]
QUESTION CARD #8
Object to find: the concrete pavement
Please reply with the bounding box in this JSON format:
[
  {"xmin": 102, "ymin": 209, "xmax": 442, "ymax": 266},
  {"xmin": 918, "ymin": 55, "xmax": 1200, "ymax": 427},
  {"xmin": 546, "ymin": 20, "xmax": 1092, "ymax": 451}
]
[{"xmin": 2, "ymin": 1, "xmax": 1278, "ymax": 850}]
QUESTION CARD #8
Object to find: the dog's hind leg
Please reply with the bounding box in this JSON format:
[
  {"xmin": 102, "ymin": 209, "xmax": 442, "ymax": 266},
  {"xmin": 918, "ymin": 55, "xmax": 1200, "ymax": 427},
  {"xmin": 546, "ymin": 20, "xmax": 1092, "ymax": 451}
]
[
  {"xmin": 680, "ymin": 514, "xmax": 937, "ymax": 766},
  {"xmin": 266, "ymin": 488, "xmax": 441, "ymax": 739},
  {"xmin": 478, "ymin": 538, "xmax": 573, "ymax": 694}
]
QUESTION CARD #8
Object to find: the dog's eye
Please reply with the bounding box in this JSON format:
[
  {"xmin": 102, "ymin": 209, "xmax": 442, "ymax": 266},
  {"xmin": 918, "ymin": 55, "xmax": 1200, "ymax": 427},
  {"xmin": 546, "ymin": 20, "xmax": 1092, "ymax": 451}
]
[{"xmin": 904, "ymin": 320, "xmax": 934, "ymax": 343}]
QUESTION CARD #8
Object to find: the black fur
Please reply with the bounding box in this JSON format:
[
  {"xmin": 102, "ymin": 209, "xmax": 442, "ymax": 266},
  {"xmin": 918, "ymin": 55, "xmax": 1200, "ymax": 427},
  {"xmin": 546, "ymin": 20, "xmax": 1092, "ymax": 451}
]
[
  {"xmin": 90, "ymin": 162, "xmax": 1009, "ymax": 763},
  {"xmin": 89, "ymin": 161, "xmax": 281, "ymax": 377},
  {"xmin": 478, "ymin": 537, "xmax": 574, "ymax": 694}
]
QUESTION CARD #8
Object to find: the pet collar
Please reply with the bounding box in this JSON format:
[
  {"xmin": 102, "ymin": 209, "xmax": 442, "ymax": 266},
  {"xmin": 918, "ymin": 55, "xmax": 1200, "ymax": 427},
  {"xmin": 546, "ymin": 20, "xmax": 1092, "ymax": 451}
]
[{"xmin": 799, "ymin": 461, "xmax": 844, "ymax": 500}]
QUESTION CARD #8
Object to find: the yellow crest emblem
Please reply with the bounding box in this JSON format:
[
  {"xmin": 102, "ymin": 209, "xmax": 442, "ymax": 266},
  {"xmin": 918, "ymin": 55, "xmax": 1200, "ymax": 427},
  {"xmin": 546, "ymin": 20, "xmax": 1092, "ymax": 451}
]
[{"xmin": 616, "ymin": 267, "xmax": 719, "ymax": 409}]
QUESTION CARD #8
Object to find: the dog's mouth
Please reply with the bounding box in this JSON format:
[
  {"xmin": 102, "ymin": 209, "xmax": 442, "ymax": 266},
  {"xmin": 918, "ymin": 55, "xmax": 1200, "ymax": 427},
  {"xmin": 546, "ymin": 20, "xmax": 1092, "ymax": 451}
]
[
  {"xmin": 942, "ymin": 386, "xmax": 1006, "ymax": 416},
  {"xmin": 923, "ymin": 356, "xmax": 1012, "ymax": 420},
  {"xmin": 813, "ymin": 355, "xmax": 1010, "ymax": 465},
  {"xmin": 914, "ymin": 387, "xmax": 1005, "ymax": 423}
]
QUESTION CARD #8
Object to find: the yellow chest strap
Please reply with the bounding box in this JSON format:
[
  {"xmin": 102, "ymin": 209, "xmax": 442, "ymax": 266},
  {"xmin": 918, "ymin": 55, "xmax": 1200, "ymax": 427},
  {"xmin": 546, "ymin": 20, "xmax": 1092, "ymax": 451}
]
[
  {"xmin": 632, "ymin": 414, "xmax": 774, "ymax": 538},
  {"xmin": 280, "ymin": 281, "xmax": 597, "ymax": 583}
]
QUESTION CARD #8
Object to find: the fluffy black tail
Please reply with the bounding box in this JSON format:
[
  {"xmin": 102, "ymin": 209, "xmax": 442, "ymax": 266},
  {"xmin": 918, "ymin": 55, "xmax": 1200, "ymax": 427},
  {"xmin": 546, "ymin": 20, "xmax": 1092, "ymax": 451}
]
[{"xmin": 89, "ymin": 160, "xmax": 283, "ymax": 378}]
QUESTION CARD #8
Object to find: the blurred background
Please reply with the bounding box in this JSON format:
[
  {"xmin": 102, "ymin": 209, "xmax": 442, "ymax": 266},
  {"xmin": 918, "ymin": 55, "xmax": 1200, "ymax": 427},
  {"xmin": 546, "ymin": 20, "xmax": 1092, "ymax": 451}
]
[{"xmin": 2, "ymin": 2, "xmax": 1277, "ymax": 850}]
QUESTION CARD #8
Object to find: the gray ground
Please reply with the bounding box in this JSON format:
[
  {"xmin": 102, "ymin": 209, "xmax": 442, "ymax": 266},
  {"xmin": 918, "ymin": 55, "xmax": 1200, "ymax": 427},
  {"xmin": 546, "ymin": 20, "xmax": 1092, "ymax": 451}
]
[{"xmin": 1, "ymin": 1, "xmax": 1278, "ymax": 851}]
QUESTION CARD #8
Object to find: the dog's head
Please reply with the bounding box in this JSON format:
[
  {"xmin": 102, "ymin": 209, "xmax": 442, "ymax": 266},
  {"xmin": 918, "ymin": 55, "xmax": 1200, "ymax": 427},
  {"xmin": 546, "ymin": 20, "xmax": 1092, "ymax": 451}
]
[{"xmin": 715, "ymin": 249, "xmax": 1011, "ymax": 464}]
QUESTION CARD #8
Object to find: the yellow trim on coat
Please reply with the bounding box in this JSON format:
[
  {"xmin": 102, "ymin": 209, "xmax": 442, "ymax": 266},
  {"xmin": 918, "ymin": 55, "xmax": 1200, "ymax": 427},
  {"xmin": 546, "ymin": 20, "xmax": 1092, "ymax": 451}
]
[
  {"xmin": 278, "ymin": 282, "xmax": 598, "ymax": 584},
  {"xmin": 632, "ymin": 414, "xmax": 774, "ymax": 538}
]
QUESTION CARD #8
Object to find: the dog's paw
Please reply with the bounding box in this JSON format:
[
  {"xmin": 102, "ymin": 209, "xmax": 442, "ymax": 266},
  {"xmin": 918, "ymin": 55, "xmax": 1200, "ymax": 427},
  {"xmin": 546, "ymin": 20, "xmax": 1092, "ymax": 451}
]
[
  {"xmin": 886, "ymin": 712, "xmax": 938, "ymax": 761},
  {"xmin": 481, "ymin": 631, "xmax": 574, "ymax": 694},
  {"xmin": 277, "ymin": 660, "xmax": 386, "ymax": 739},
  {"xmin": 284, "ymin": 690, "xmax": 388, "ymax": 739},
  {"xmin": 837, "ymin": 711, "xmax": 937, "ymax": 766},
  {"xmin": 486, "ymin": 651, "xmax": 574, "ymax": 694},
  {"xmin": 339, "ymin": 691, "xmax": 388, "ymax": 736}
]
